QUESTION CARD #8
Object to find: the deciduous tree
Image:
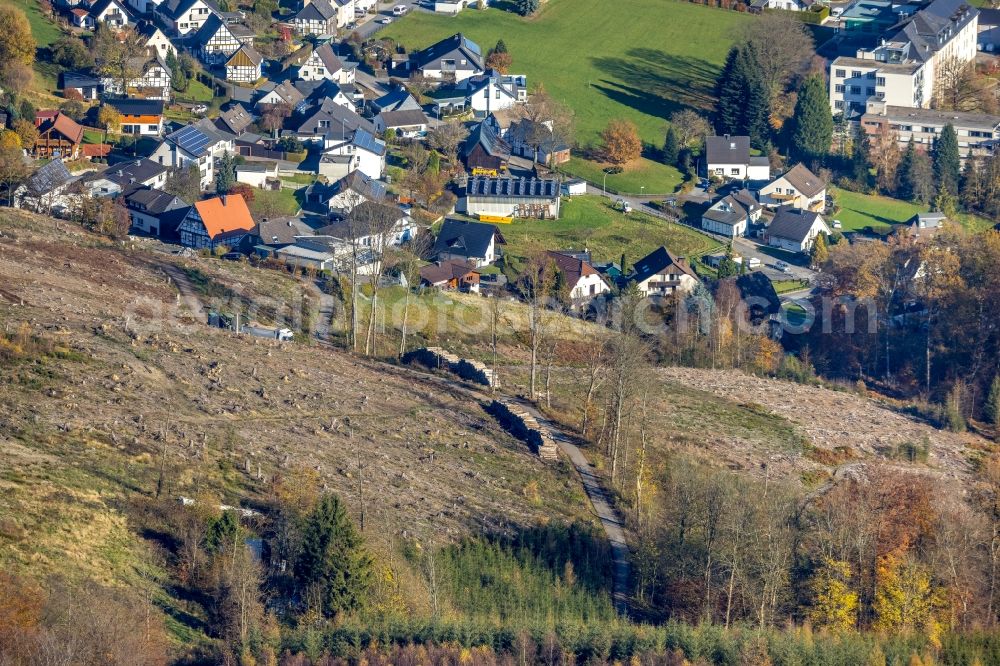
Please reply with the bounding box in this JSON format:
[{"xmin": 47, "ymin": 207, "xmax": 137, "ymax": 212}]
[
  {"xmin": 0, "ymin": 7, "xmax": 35, "ymax": 67},
  {"xmin": 601, "ymin": 119, "xmax": 642, "ymax": 165}
]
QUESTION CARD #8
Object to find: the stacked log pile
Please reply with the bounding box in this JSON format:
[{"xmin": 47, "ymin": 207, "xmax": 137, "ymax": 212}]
[
  {"xmin": 402, "ymin": 347, "xmax": 498, "ymax": 389},
  {"xmin": 488, "ymin": 400, "xmax": 559, "ymax": 462}
]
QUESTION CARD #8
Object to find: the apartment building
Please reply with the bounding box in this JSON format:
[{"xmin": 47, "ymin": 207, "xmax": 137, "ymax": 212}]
[
  {"xmin": 829, "ymin": 0, "xmax": 979, "ymax": 117},
  {"xmin": 861, "ymin": 103, "xmax": 1000, "ymax": 158}
]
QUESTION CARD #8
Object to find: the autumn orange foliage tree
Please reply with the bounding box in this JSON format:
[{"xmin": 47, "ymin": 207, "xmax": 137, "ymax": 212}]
[{"xmin": 600, "ymin": 119, "xmax": 642, "ymax": 165}]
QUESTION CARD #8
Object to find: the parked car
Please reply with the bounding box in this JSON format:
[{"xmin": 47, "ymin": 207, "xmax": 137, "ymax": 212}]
[
  {"xmin": 775, "ymin": 260, "xmax": 791, "ymax": 273},
  {"xmin": 192, "ymin": 104, "xmax": 208, "ymax": 115},
  {"xmin": 378, "ymin": 16, "xmax": 393, "ymax": 23},
  {"xmin": 832, "ymin": 219, "xmax": 843, "ymax": 229},
  {"xmin": 392, "ymin": 4, "xmax": 408, "ymax": 14}
]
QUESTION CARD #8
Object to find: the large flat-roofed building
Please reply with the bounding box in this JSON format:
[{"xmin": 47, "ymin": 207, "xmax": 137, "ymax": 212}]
[
  {"xmin": 861, "ymin": 103, "xmax": 1000, "ymax": 159},
  {"xmin": 830, "ymin": 0, "xmax": 979, "ymax": 117},
  {"xmin": 461, "ymin": 177, "xmax": 561, "ymax": 220}
]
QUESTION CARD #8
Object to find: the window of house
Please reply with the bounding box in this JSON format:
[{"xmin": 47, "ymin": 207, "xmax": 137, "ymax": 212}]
[
  {"xmin": 835, "ymin": 100, "xmax": 844, "ymax": 109},
  {"xmin": 866, "ymin": 71, "xmax": 876, "ymax": 79},
  {"xmin": 850, "ymin": 86, "xmax": 862, "ymax": 94},
  {"xmin": 876, "ymin": 76, "xmax": 886, "ymax": 86},
  {"xmin": 835, "ymin": 68, "xmax": 846, "ymax": 78},
  {"xmin": 730, "ymin": 168, "xmax": 739, "ymax": 175},
  {"xmin": 866, "ymin": 87, "xmax": 875, "ymax": 96},
  {"xmin": 851, "ymin": 70, "xmax": 862, "ymax": 78},
  {"xmin": 835, "ymin": 84, "xmax": 845, "ymax": 93}
]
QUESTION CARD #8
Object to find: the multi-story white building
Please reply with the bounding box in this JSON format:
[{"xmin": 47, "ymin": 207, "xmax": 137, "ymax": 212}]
[
  {"xmin": 829, "ymin": 0, "xmax": 978, "ymax": 116},
  {"xmin": 861, "ymin": 103, "xmax": 1000, "ymax": 159},
  {"xmin": 151, "ymin": 119, "xmax": 235, "ymax": 189}
]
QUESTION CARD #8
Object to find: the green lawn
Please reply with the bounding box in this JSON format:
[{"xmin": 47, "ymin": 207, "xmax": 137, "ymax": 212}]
[
  {"xmin": 383, "ymin": 0, "xmax": 748, "ymax": 194},
  {"xmin": 500, "ymin": 195, "xmax": 722, "ymax": 266},
  {"xmin": 771, "ymin": 278, "xmax": 809, "ymax": 294},
  {"xmin": 832, "ymin": 188, "xmax": 995, "ymax": 234},
  {"xmin": 8, "ymin": 0, "xmax": 63, "ymax": 47},
  {"xmin": 176, "ymin": 79, "xmax": 216, "ymax": 105},
  {"xmin": 248, "ymin": 188, "xmax": 301, "ymax": 218},
  {"xmin": 560, "ymin": 157, "xmax": 683, "ymax": 196}
]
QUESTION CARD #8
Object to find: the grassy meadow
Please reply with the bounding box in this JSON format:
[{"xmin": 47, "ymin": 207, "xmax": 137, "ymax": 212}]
[
  {"xmin": 832, "ymin": 188, "xmax": 995, "ymax": 234},
  {"xmin": 382, "ymin": 0, "xmax": 750, "ymax": 193},
  {"xmin": 499, "ymin": 195, "xmax": 723, "ymax": 266}
]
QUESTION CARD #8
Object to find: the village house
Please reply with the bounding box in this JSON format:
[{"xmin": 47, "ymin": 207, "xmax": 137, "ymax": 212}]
[
  {"xmin": 701, "ymin": 189, "xmax": 762, "ymax": 238},
  {"xmin": 758, "ymin": 163, "xmax": 827, "ymax": 211},
  {"xmin": 226, "ymin": 44, "xmax": 263, "ymax": 83},
  {"xmin": 194, "ymin": 14, "xmax": 254, "ymax": 65},
  {"xmin": 124, "ymin": 187, "xmax": 190, "ymax": 239},
  {"xmin": 151, "ymin": 119, "xmax": 235, "ymax": 189},
  {"xmin": 429, "ymin": 69, "xmax": 527, "ymax": 117},
  {"xmin": 432, "ymin": 218, "xmax": 505, "ymax": 267},
  {"xmin": 296, "ymin": 79, "xmax": 355, "ymax": 112},
  {"xmin": 294, "ymin": 98, "xmax": 372, "ymax": 147},
  {"xmin": 307, "ymin": 170, "xmax": 387, "ymax": 218},
  {"xmin": 80, "ymin": 158, "xmax": 169, "ymax": 197},
  {"xmin": 128, "ymin": 0, "xmax": 164, "ymax": 17},
  {"xmin": 461, "ymin": 177, "xmax": 561, "ymax": 220},
  {"xmin": 373, "ymin": 109, "xmax": 429, "ymax": 139},
  {"xmin": 88, "ymin": 0, "xmax": 132, "ymax": 28},
  {"xmin": 313, "ymin": 204, "xmax": 416, "ymax": 250},
  {"xmin": 33, "ymin": 112, "xmax": 84, "ymax": 161},
  {"xmin": 257, "ymin": 81, "xmax": 307, "ymax": 113},
  {"xmin": 462, "ymin": 121, "xmax": 510, "ymax": 175},
  {"xmin": 248, "ymin": 216, "xmax": 316, "ymax": 256},
  {"xmin": 70, "ymin": 8, "xmax": 95, "ymax": 28},
  {"xmin": 107, "ymin": 98, "xmax": 165, "ymax": 136},
  {"xmin": 290, "ymin": 0, "xmax": 352, "ymax": 35},
  {"xmin": 408, "ymin": 33, "xmax": 485, "ymax": 83},
  {"xmin": 101, "ymin": 54, "xmax": 172, "ymax": 100},
  {"xmin": 14, "ymin": 160, "xmax": 75, "ymax": 214},
  {"xmin": 629, "ymin": 246, "xmax": 700, "ymax": 297},
  {"xmin": 61, "ymin": 72, "xmax": 103, "ymax": 100},
  {"xmin": 419, "ymin": 260, "xmax": 481, "ymax": 293},
  {"xmin": 705, "ymin": 135, "xmax": 770, "ymax": 181},
  {"xmin": 319, "ymin": 127, "xmax": 385, "ymax": 181},
  {"xmin": 546, "ymin": 250, "xmax": 610, "ymax": 310},
  {"xmin": 214, "ymin": 104, "xmax": 254, "ymax": 136},
  {"xmin": 297, "ymin": 43, "xmax": 355, "ymax": 84},
  {"xmin": 764, "ymin": 206, "xmax": 832, "ymax": 253},
  {"xmin": 177, "ymin": 194, "xmax": 255, "ymax": 249},
  {"xmin": 235, "ymin": 162, "xmax": 279, "ymax": 188},
  {"xmin": 156, "ymin": 0, "xmax": 221, "ymax": 35},
  {"xmin": 370, "ymin": 86, "xmax": 421, "ymax": 115},
  {"xmin": 137, "ymin": 21, "xmax": 177, "ymax": 60},
  {"xmin": 506, "ymin": 119, "xmax": 571, "ymax": 166}
]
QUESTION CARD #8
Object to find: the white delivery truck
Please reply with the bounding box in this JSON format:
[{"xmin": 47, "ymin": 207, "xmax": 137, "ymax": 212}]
[{"xmin": 242, "ymin": 324, "xmax": 294, "ymax": 341}]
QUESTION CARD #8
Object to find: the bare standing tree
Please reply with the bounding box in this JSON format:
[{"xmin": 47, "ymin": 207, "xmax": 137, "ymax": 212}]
[
  {"xmin": 516, "ymin": 253, "xmax": 558, "ymax": 400},
  {"xmin": 426, "ymin": 120, "xmax": 469, "ymax": 170},
  {"xmin": 93, "ymin": 25, "xmax": 146, "ymax": 98},
  {"xmin": 347, "ymin": 200, "xmax": 405, "ymax": 356},
  {"xmin": 392, "ymin": 230, "xmax": 432, "ymax": 357},
  {"xmin": 512, "ymin": 84, "xmax": 575, "ymax": 167},
  {"xmin": 737, "ymin": 13, "xmax": 815, "ymax": 105}
]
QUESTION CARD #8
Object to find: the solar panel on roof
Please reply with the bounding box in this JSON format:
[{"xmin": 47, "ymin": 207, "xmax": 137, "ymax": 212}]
[{"xmin": 172, "ymin": 125, "xmax": 211, "ymax": 157}]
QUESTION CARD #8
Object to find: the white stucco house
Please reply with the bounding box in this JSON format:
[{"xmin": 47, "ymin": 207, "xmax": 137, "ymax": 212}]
[
  {"xmin": 764, "ymin": 207, "xmax": 832, "ymax": 253},
  {"xmin": 704, "ymin": 135, "xmax": 771, "ymax": 182}
]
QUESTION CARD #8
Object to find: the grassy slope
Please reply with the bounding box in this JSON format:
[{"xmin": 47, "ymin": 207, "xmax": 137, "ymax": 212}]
[
  {"xmin": 500, "ymin": 195, "xmax": 723, "ymax": 265},
  {"xmin": 6, "ymin": 0, "xmax": 65, "ymax": 101},
  {"xmin": 833, "ymin": 187, "xmax": 995, "ymax": 234},
  {"xmin": 382, "ymin": 0, "xmax": 749, "ymax": 193}
]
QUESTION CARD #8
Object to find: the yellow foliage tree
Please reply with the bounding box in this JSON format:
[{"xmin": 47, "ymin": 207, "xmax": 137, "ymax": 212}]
[
  {"xmin": 873, "ymin": 552, "xmax": 944, "ymax": 647},
  {"xmin": 808, "ymin": 557, "xmax": 858, "ymax": 633},
  {"xmin": 0, "ymin": 130, "xmax": 21, "ymax": 150}
]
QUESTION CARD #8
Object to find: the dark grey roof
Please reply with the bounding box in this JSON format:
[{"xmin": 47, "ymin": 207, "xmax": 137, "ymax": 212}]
[
  {"xmin": 61, "ymin": 71, "xmax": 102, "ymax": 89},
  {"xmin": 704, "ymin": 194, "xmax": 752, "ymax": 227},
  {"xmin": 314, "ymin": 42, "xmax": 344, "ymax": 73},
  {"xmin": 377, "ymin": 109, "xmax": 428, "ymax": 128},
  {"xmin": 779, "ymin": 163, "xmax": 826, "ymax": 198},
  {"xmin": 98, "ymin": 159, "xmax": 168, "ymax": 188},
  {"xmin": 216, "ymin": 103, "xmax": 254, "ymax": 134},
  {"xmin": 338, "ymin": 171, "xmax": 386, "ymax": 200},
  {"xmin": 24, "ymin": 160, "xmax": 73, "ymax": 196},
  {"xmin": 192, "ymin": 13, "xmax": 229, "ymax": 45},
  {"xmin": 463, "ymin": 121, "xmax": 510, "ymax": 159},
  {"xmin": 159, "ymin": 0, "xmax": 220, "ymax": 20},
  {"xmin": 768, "ymin": 206, "xmax": 827, "ymax": 243},
  {"xmin": 372, "ymin": 86, "xmax": 421, "ymax": 113},
  {"xmin": 705, "ymin": 135, "xmax": 751, "ymax": 165},
  {"xmin": 631, "ymin": 246, "xmax": 698, "ymax": 285},
  {"xmin": 106, "ymin": 98, "xmax": 164, "ymax": 117},
  {"xmin": 411, "ymin": 33, "xmax": 484, "ymax": 72},
  {"xmin": 433, "ymin": 219, "xmax": 503, "ymax": 259},
  {"xmin": 125, "ymin": 187, "xmax": 187, "ymax": 215},
  {"xmin": 296, "ymin": 99, "xmax": 373, "ymax": 138},
  {"xmin": 255, "ymin": 216, "xmax": 314, "ymax": 245},
  {"xmin": 260, "ymin": 81, "xmax": 305, "ymax": 107},
  {"xmin": 464, "ymin": 177, "xmax": 560, "ymax": 198},
  {"xmin": 294, "ymin": 0, "xmax": 336, "ymax": 21}
]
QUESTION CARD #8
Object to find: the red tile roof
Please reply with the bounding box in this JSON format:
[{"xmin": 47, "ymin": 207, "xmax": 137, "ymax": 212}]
[{"xmin": 194, "ymin": 194, "xmax": 255, "ymax": 239}]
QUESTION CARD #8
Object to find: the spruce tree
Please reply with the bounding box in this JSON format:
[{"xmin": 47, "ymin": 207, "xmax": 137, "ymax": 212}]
[
  {"xmin": 743, "ymin": 50, "xmax": 772, "ymax": 152},
  {"xmin": 851, "ymin": 127, "xmax": 872, "ymax": 189},
  {"xmin": 986, "ymin": 375, "xmax": 1000, "ymax": 426},
  {"xmin": 960, "ymin": 156, "xmax": 981, "ymax": 211},
  {"xmin": 663, "ymin": 126, "xmax": 679, "ymax": 166},
  {"xmin": 896, "ymin": 139, "xmax": 916, "ymax": 201},
  {"xmin": 790, "ymin": 75, "xmax": 834, "ymax": 165},
  {"xmin": 493, "ymin": 39, "xmax": 508, "ymax": 54},
  {"xmin": 909, "ymin": 152, "xmax": 935, "ymax": 204},
  {"xmin": 215, "ymin": 151, "xmax": 236, "ymax": 195},
  {"xmin": 933, "ymin": 123, "xmax": 961, "ymax": 196},
  {"xmin": 714, "ymin": 47, "xmax": 743, "ymax": 137},
  {"xmin": 294, "ymin": 494, "xmax": 373, "ymax": 618}
]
